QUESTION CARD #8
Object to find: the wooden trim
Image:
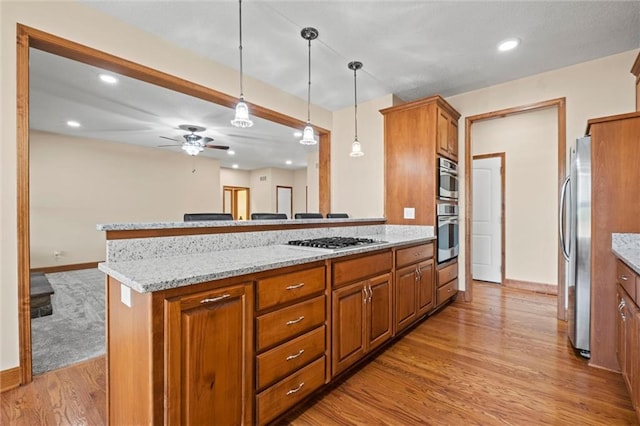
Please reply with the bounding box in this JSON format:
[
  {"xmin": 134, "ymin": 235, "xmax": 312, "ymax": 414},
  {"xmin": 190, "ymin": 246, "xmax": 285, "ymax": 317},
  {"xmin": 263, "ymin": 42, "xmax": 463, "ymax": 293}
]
[
  {"xmin": 15, "ymin": 24, "xmax": 332, "ymax": 384},
  {"xmin": 380, "ymin": 94, "xmax": 461, "ymax": 120},
  {"xmin": 503, "ymin": 279, "xmax": 558, "ymax": 295},
  {"xmin": 471, "ymin": 153, "xmax": 506, "ymax": 286},
  {"xmin": 30, "ymin": 261, "xmax": 101, "ymax": 274},
  {"xmin": 105, "ymin": 220, "xmax": 386, "ymax": 240},
  {"xmin": 464, "ymin": 97, "xmax": 566, "ymax": 323},
  {"xmin": 585, "ymin": 111, "xmax": 640, "ymax": 135},
  {"xmin": 0, "ymin": 366, "xmax": 22, "ymax": 393},
  {"xmin": 631, "ymin": 51, "xmax": 640, "ymax": 77},
  {"xmin": 17, "ymin": 25, "xmax": 32, "ymax": 386}
]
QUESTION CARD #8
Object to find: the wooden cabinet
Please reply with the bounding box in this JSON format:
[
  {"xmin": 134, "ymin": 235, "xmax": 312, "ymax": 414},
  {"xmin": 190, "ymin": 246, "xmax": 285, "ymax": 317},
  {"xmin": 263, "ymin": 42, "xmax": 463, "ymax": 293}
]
[
  {"xmin": 616, "ymin": 259, "xmax": 640, "ymax": 421},
  {"xmin": 331, "ymin": 251, "xmax": 393, "ymax": 377},
  {"xmin": 254, "ymin": 264, "xmax": 327, "ymax": 425},
  {"xmin": 436, "ymin": 260, "xmax": 458, "ymax": 306},
  {"xmin": 394, "ymin": 242, "xmax": 435, "ymax": 334},
  {"xmin": 381, "ymin": 95, "xmax": 460, "ymax": 225},
  {"xmin": 165, "ymin": 283, "xmax": 253, "ymax": 426}
]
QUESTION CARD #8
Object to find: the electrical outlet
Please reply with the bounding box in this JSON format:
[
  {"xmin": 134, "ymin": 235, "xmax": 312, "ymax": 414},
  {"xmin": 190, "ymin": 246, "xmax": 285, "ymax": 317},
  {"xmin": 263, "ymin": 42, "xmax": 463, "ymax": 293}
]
[
  {"xmin": 121, "ymin": 284, "xmax": 132, "ymax": 307},
  {"xmin": 403, "ymin": 208, "xmax": 415, "ymax": 219}
]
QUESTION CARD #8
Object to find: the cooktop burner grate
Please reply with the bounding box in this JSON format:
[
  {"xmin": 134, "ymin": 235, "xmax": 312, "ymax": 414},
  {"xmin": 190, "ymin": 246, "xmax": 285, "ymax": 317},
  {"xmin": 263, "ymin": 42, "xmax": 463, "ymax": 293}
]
[{"xmin": 287, "ymin": 237, "xmax": 385, "ymax": 250}]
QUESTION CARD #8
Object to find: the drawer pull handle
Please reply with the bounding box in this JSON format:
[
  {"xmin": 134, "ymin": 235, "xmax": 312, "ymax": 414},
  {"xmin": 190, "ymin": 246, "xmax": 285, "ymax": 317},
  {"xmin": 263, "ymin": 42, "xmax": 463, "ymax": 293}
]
[
  {"xmin": 286, "ymin": 382, "xmax": 305, "ymax": 396},
  {"xmin": 286, "ymin": 316, "xmax": 305, "ymax": 326},
  {"xmin": 286, "ymin": 349, "xmax": 305, "ymax": 361},
  {"xmin": 286, "ymin": 282, "xmax": 305, "ymax": 290},
  {"xmin": 620, "ymin": 275, "xmax": 628, "ymax": 281},
  {"xmin": 200, "ymin": 294, "xmax": 231, "ymax": 304}
]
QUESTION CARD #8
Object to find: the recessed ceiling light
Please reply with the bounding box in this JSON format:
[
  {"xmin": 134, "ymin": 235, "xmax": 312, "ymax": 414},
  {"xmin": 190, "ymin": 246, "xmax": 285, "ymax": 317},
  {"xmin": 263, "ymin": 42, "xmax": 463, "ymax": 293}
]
[
  {"xmin": 99, "ymin": 74, "xmax": 118, "ymax": 84},
  {"xmin": 498, "ymin": 38, "xmax": 520, "ymax": 52},
  {"xmin": 227, "ymin": 150, "xmax": 236, "ymax": 156},
  {"xmin": 232, "ymin": 164, "xmax": 239, "ymax": 169},
  {"xmin": 293, "ymin": 131, "xmax": 303, "ymax": 138},
  {"xmin": 285, "ymin": 160, "xmax": 292, "ymax": 165},
  {"xmin": 66, "ymin": 120, "xmax": 81, "ymax": 128}
]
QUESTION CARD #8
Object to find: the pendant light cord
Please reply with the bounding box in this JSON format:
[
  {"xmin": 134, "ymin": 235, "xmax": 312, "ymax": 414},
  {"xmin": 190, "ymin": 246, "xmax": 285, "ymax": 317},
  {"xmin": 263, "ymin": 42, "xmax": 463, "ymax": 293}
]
[
  {"xmin": 307, "ymin": 38, "xmax": 312, "ymax": 124},
  {"xmin": 353, "ymin": 67, "xmax": 358, "ymax": 141},
  {"xmin": 238, "ymin": 0, "xmax": 244, "ymax": 99}
]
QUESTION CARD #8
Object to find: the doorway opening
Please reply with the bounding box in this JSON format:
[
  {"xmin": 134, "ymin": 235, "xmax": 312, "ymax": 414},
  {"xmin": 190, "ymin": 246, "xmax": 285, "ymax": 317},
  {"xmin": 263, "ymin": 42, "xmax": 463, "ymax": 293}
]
[
  {"xmin": 472, "ymin": 153, "xmax": 505, "ymax": 285},
  {"xmin": 223, "ymin": 186, "xmax": 250, "ymax": 220}
]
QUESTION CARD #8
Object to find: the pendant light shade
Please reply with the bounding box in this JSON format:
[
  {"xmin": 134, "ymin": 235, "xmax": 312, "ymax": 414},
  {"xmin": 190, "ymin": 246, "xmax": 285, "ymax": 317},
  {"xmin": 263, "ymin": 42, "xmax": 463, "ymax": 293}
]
[
  {"xmin": 348, "ymin": 61, "xmax": 364, "ymax": 157},
  {"xmin": 231, "ymin": 0, "xmax": 253, "ymax": 128},
  {"xmin": 300, "ymin": 27, "xmax": 318, "ymax": 145}
]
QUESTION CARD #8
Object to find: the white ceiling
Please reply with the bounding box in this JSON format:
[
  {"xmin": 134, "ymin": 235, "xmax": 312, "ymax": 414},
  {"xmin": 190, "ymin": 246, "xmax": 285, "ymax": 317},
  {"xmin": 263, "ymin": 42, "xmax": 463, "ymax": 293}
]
[{"xmin": 30, "ymin": 1, "xmax": 640, "ymax": 169}]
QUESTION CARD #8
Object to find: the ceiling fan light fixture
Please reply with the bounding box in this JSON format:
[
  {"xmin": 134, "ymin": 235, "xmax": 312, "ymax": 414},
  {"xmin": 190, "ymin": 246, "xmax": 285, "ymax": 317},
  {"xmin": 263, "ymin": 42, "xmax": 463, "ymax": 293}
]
[
  {"xmin": 300, "ymin": 27, "xmax": 319, "ymax": 146},
  {"xmin": 231, "ymin": 0, "xmax": 253, "ymax": 128},
  {"xmin": 300, "ymin": 123, "xmax": 316, "ymax": 145},
  {"xmin": 182, "ymin": 143, "xmax": 204, "ymax": 156}
]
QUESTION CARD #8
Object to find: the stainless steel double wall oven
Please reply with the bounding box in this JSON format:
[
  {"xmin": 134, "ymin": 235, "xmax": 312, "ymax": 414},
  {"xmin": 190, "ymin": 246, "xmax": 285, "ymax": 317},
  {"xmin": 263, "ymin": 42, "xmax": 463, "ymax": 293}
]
[{"xmin": 437, "ymin": 157, "xmax": 459, "ymax": 263}]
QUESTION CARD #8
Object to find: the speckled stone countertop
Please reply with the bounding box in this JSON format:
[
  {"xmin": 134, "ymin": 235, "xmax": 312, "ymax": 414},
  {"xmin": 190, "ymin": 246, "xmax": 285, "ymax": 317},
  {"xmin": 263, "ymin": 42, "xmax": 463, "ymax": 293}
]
[
  {"xmin": 612, "ymin": 233, "xmax": 640, "ymax": 275},
  {"xmin": 98, "ymin": 225, "xmax": 435, "ymax": 293},
  {"xmin": 96, "ymin": 217, "xmax": 383, "ymax": 231}
]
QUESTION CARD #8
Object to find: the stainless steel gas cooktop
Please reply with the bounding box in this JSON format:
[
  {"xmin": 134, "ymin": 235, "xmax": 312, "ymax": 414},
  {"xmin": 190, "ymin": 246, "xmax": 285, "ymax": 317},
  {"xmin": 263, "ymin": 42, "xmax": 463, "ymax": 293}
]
[{"xmin": 287, "ymin": 237, "xmax": 387, "ymax": 251}]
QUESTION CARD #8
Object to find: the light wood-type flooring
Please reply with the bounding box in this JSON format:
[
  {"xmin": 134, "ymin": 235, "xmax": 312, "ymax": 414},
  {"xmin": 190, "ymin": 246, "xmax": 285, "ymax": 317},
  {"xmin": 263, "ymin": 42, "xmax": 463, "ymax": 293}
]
[{"xmin": 2, "ymin": 282, "xmax": 637, "ymax": 425}]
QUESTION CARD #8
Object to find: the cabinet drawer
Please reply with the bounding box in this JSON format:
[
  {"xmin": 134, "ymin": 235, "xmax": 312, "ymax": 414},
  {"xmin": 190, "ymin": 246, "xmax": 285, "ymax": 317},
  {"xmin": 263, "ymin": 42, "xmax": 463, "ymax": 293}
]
[
  {"xmin": 256, "ymin": 326, "xmax": 325, "ymax": 390},
  {"xmin": 256, "ymin": 266, "xmax": 325, "ymax": 311},
  {"xmin": 256, "ymin": 296, "xmax": 325, "ymax": 351},
  {"xmin": 437, "ymin": 262, "xmax": 458, "ymax": 287},
  {"xmin": 437, "ymin": 279, "xmax": 458, "ymax": 305},
  {"xmin": 617, "ymin": 260, "xmax": 637, "ymax": 303},
  {"xmin": 256, "ymin": 356, "xmax": 325, "ymax": 425},
  {"xmin": 332, "ymin": 251, "xmax": 392, "ymax": 288},
  {"xmin": 396, "ymin": 243, "xmax": 434, "ymax": 268}
]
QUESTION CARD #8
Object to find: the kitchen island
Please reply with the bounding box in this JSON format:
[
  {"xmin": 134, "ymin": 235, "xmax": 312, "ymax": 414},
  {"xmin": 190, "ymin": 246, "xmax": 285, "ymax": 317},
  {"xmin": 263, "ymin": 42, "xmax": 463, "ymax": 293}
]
[{"xmin": 98, "ymin": 219, "xmax": 454, "ymax": 425}]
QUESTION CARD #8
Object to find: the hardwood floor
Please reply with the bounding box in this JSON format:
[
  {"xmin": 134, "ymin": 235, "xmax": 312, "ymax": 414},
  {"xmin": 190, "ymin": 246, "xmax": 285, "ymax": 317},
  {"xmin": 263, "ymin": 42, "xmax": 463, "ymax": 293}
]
[{"xmin": 1, "ymin": 283, "xmax": 636, "ymax": 425}]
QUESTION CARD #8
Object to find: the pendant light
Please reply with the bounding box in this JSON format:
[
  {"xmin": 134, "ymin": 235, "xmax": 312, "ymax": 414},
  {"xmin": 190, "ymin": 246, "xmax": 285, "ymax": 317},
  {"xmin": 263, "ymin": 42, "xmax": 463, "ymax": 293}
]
[
  {"xmin": 300, "ymin": 27, "xmax": 318, "ymax": 145},
  {"xmin": 231, "ymin": 0, "xmax": 253, "ymax": 128},
  {"xmin": 348, "ymin": 61, "xmax": 364, "ymax": 157}
]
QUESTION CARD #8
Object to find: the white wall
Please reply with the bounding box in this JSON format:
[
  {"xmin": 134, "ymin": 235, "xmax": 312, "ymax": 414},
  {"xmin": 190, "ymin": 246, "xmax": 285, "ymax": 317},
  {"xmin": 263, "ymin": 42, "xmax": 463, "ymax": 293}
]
[
  {"xmin": 293, "ymin": 168, "xmax": 308, "ymax": 214},
  {"xmin": 30, "ymin": 131, "xmax": 221, "ymax": 268},
  {"xmin": 472, "ymin": 108, "xmax": 558, "ymax": 285},
  {"xmin": 306, "ymin": 151, "xmax": 319, "ymax": 213},
  {"xmin": 331, "ymin": 94, "xmax": 394, "ymax": 217},
  {"xmin": 447, "ymin": 49, "xmax": 638, "ymax": 292},
  {"xmin": 250, "ymin": 168, "xmax": 273, "ymax": 213},
  {"xmin": 1, "ymin": 1, "xmax": 332, "ymax": 371}
]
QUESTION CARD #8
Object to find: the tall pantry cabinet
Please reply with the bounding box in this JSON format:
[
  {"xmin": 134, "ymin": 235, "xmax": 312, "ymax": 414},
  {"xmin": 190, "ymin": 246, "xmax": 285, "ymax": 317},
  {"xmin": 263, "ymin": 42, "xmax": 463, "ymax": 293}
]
[{"xmin": 381, "ymin": 95, "xmax": 460, "ymax": 226}]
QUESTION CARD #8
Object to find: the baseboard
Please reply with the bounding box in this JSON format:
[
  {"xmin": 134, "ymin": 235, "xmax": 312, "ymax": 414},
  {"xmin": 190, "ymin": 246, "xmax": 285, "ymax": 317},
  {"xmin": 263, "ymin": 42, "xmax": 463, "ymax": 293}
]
[
  {"xmin": 30, "ymin": 261, "xmax": 101, "ymax": 274},
  {"xmin": 503, "ymin": 279, "xmax": 558, "ymax": 295},
  {"xmin": 0, "ymin": 366, "xmax": 21, "ymax": 392}
]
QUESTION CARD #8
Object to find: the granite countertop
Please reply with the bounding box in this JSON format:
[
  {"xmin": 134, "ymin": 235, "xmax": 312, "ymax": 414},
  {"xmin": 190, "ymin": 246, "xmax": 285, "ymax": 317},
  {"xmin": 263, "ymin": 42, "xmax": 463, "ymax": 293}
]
[
  {"xmin": 612, "ymin": 233, "xmax": 640, "ymax": 275},
  {"xmin": 96, "ymin": 217, "xmax": 384, "ymax": 231},
  {"xmin": 99, "ymin": 232, "xmax": 435, "ymax": 293}
]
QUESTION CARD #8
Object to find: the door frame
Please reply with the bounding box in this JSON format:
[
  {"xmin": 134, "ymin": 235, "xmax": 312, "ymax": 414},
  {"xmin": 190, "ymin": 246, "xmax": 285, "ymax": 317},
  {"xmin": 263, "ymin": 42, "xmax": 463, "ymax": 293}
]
[
  {"xmin": 464, "ymin": 97, "xmax": 566, "ymax": 321},
  {"xmin": 15, "ymin": 24, "xmax": 331, "ymax": 385},
  {"xmin": 223, "ymin": 186, "xmax": 250, "ymax": 220},
  {"xmin": 471, "ymin": 153, "xmax": 505, "ymax": 285}
]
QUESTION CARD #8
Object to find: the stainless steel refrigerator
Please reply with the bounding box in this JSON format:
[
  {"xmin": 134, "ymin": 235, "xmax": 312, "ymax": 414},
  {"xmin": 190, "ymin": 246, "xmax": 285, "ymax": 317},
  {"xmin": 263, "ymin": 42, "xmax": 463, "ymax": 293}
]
[{"xmin": 559, "ymin": 136, "xmax": 591, "ymax": 357}]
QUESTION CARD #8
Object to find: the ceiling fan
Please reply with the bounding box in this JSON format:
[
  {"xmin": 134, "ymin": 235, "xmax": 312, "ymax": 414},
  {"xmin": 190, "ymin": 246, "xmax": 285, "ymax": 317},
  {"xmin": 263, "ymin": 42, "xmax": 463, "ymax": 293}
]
[{"xmin": 159, "ymin": 124, "xmax": 229, "ymax": 156}]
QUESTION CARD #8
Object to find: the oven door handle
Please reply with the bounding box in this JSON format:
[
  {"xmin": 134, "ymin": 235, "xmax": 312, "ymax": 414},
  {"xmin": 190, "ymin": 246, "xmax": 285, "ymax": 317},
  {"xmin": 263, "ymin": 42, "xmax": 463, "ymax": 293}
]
[
  {"xmin": 440, "ymin": 170, "xmax": 458, "ymax": 179},
  {"xmin": 438, "ymin": 217, "xmax": 459, "ymax": 225}
]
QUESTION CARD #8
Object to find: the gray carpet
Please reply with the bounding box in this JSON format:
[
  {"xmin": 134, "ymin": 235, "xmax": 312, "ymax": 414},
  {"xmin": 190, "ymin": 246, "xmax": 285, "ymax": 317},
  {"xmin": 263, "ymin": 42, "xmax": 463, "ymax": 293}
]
[{"xmin": 31, "ymin": 268, "xmax": 105, "ymax": 375}]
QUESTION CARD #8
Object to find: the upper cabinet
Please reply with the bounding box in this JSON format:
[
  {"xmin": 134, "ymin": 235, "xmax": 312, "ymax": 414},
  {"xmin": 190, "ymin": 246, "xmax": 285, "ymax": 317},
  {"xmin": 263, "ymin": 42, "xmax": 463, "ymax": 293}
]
[
  {"xmin": 632, "ymin": 51, "xmax": 640, "ymax": 112},
  {"xmin": 381, "ymin": 95, "xmax": 460, "ymax": 225}
]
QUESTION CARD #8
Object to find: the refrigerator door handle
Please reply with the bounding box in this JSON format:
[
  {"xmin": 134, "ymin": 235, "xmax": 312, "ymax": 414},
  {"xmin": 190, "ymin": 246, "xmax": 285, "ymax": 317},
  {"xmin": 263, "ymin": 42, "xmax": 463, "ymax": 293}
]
[{"xmin": 559, "ymin": 175, "xmax": 571, "ymax": 261}]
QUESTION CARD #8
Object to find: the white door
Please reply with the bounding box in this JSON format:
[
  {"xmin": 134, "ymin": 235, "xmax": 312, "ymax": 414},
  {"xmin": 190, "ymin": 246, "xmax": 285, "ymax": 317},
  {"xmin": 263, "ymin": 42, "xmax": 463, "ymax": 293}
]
[
  {"xmin": 276, "ymin": 186, "xmax": 292, "ymax": 219},
  {"xmin": 472, "ymin": 156, "xmax": 502, "ymax": 283}
]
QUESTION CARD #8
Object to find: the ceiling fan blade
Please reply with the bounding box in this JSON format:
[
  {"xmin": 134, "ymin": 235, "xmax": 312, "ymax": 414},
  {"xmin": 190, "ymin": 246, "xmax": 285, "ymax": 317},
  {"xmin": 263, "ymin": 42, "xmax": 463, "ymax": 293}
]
[
  {"xmin": 205, "ymin": 144, "xmax": 230, "ymax": 150},
  {"xmin": 160, "ymin": 136, "xmax": 180, "ymax": 142},
  {"xmin": 158, "ymin": 144, "xmax": 182, "ymax": 148},
  {"xmin": 202, "ymin": 137, "xmax": 215, "ymax": 143}
]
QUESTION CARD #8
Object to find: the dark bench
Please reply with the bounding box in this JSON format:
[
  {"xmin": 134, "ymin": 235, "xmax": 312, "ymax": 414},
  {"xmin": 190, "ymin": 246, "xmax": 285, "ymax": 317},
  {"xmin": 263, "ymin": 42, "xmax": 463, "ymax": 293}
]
[{"xmin": 31, "ymin": 272, "xmax": 54, "ymax": 318}]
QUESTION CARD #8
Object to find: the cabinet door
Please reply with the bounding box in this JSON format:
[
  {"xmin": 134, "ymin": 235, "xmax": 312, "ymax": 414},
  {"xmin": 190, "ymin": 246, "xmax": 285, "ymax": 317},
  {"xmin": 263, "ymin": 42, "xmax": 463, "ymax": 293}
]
[
  {"xmin": 448, "ymin": 118, "xmax": 458, "ymax": 160},
  {"xmin": 332, "ymin": 281, "xmax": 366, "ymax": 376},
  {"xmin": 437, "ymin": 109, "xmax": 449, "ymax": 157},
  {"xmin": 367, "ymin": 273, "xmax": 393, "ymax": 352},
  {"xmin": 395, "ymin": 265, "xmax": 417, "ymax": 333},
  {"xmin": 416, "ymin": 259, "xmax": 435, "ymax": 316},
  {"xmin": 165, "ymin": 283, "xmax": 253, "ymax": 426}
]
